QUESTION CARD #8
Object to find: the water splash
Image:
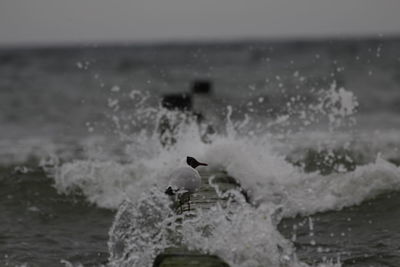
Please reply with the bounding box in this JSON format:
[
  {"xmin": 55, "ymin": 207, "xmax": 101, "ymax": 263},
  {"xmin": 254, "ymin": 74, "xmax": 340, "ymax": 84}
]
[
  {"xmin": 42, "ymin": 86, "xmax": 400, "ymax": 266},
  {"xmin": 108, "ymin": 188, "xmax": 178, "ymax": 267}
]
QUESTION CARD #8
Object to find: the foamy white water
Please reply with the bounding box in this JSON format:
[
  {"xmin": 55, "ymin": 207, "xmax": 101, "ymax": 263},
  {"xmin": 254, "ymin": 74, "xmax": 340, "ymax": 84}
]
[{"xmin": 30, "ymin": 86, "xmax": 394, "ymax": 266}]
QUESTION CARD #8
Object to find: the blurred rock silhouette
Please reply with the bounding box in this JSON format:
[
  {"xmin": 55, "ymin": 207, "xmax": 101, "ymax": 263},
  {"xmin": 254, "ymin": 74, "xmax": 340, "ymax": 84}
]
[{"xmin": 158, "ymin": 80, "xmax": 215, "ymax": 147}]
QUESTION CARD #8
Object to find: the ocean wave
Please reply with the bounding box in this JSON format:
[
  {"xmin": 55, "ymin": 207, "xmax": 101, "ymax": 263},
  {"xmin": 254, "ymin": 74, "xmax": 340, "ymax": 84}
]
[
  {"xmin": 50, "ymin": 117, "xmax": 399, "ymax": 266},
  {"xmin": 6, "ymin": 86, "xmax": 400, "ymax": 266}
]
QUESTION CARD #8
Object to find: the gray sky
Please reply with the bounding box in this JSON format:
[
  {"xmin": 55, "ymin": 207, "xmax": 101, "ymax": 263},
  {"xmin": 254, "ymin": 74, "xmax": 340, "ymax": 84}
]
[{"xmin": 1, "ymin": 0, "xmax": 400, "ymax": 46}]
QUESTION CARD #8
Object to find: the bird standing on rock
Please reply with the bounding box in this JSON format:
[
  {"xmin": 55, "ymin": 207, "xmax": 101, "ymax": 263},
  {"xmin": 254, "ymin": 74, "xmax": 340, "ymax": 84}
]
[{"xmin": 165, "ymin": 156, "xmax": 208, "ymax": 212}]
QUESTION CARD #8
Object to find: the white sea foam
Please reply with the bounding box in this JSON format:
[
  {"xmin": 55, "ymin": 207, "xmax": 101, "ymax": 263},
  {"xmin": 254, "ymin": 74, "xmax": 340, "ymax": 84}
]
[
  {"xmin": 55, "ymin": 121, "xmax": 399, "ymax": 266},
  {"xmin": 52, "ymin": 123, "xmax": 400, "ymax": 215},
  {"xmin": 209, "ymin": 138, "xmax": 400, "ymax": 216},
  {"xmin": 108, "ymin": 188, "xmax": 177, "ymax": 267},
  {"xmin": 47, "ymin": 86, "xmax": 400, "ymax": 266}
]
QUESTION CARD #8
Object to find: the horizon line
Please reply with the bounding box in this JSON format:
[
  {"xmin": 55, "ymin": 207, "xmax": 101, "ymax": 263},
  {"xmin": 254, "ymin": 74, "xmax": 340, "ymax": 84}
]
[{"xmin": 1, "ymin": 32, "xmax": 399, "ymax": 50}]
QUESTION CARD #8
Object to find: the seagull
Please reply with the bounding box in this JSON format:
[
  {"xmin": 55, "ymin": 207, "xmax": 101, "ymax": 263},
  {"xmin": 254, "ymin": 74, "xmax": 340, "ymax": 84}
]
[{"xmin": 165, "ymin": 156, "xmax": 208, "ymax": 212}]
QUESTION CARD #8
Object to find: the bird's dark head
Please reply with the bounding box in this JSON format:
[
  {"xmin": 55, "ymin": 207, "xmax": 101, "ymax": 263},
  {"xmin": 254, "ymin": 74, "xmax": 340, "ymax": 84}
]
[{"xmin": 186, "ymin": 156, "xmax": 208, "ymax": 169}]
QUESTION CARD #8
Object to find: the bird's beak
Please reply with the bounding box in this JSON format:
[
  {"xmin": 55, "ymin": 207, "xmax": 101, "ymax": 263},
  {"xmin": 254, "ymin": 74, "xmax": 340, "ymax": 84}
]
[{"xmin": 198, "ymin": 162, "xmax": 208, "ymax": 166}]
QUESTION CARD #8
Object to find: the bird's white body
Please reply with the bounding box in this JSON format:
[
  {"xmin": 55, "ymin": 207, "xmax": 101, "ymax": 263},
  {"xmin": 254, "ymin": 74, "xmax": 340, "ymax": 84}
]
[{"xmin": 167, "ymin": 166, "xmax": 201, "ymax": 193}]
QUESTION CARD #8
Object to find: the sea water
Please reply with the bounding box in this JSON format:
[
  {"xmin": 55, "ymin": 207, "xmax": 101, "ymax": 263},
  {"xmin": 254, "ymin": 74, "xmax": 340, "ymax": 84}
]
[{"xmin": 1, "ymin": 39, "xmax": 400, "ymax": 266}]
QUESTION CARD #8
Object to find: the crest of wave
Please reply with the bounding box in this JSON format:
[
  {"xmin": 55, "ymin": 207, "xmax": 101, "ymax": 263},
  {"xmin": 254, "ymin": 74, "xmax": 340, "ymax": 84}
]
[
  {"xmin": 49, "ymin": 83, "xmax": 400, "ymax": 219},
  {"xmin": 50, "ymin": 86, "xmax": 367, "ymax": 267},
  {"xmin": 204, "ymin": 138, "xmax": 400, "ymax": 217},
  {"xmin": 51, "ymin": 107, "xmax": 212, "ymax": 208},
  {"xmin": 108, "ymin": 134, "xmax": 396, "ymax": 267}
]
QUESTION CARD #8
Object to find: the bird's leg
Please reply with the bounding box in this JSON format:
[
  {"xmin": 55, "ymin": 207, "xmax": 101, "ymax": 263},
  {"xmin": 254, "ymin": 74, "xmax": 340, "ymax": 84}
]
[
  {"xmin": 179, "ymin": 193, "xmax": 185, "ymax": 213},
  {"xmin": 188, "ymin": 194, "xmax": 191, "ymax": 211}
]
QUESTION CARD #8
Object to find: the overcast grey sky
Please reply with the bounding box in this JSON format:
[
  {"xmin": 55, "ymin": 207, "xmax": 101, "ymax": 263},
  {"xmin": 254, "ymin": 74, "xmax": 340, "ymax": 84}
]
[{"xmin": 1, "ymin": 0, "xmax": 400, "ymax": 46}]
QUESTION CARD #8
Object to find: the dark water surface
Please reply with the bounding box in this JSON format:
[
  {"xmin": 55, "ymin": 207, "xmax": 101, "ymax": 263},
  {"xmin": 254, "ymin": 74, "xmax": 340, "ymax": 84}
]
[
  {"xmin": 0, "ymin": 167, "xmax": 113, "ymax": 267},
  {"xmin": 280, "ymin": 192, "xmax": 400, "ymax": 266}
]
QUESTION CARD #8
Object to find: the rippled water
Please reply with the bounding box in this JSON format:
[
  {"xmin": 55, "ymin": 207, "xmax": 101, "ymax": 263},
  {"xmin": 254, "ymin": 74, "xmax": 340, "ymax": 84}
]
[{"xmin": 1, "ymin": 39, "xmax": 400, "ymax": 266}]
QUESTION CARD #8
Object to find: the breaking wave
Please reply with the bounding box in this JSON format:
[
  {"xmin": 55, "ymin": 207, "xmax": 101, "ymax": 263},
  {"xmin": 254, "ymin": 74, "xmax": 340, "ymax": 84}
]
[{"xmin": 8, "ymin": 84, "xmax": 400, "ymax": 266}]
